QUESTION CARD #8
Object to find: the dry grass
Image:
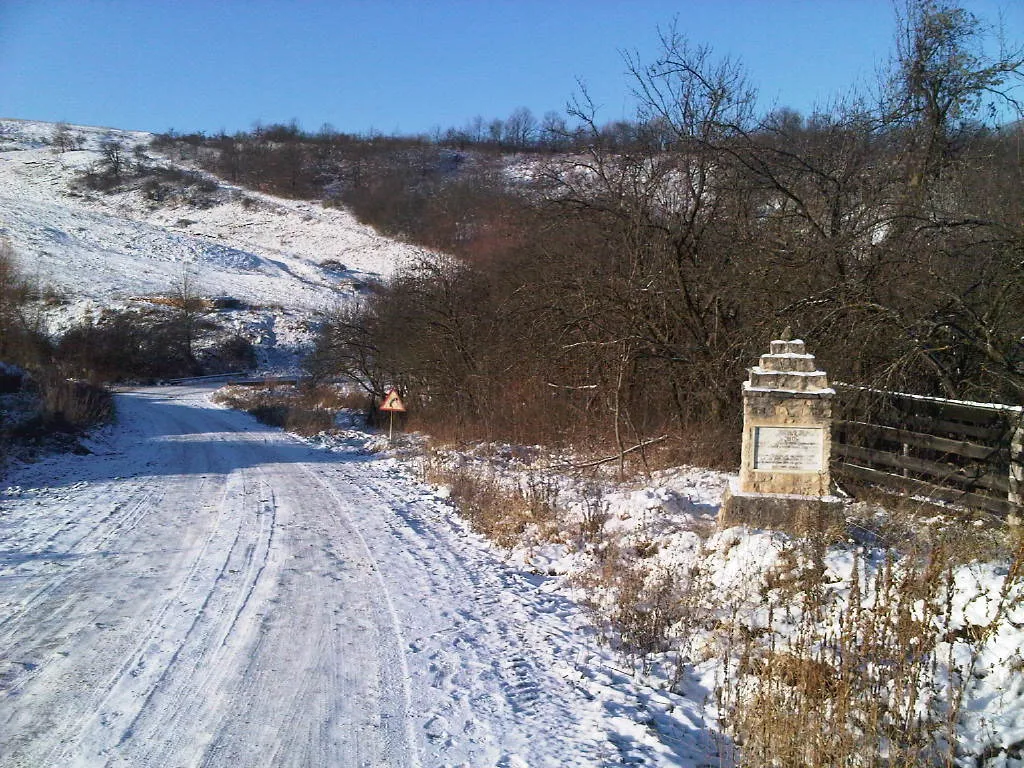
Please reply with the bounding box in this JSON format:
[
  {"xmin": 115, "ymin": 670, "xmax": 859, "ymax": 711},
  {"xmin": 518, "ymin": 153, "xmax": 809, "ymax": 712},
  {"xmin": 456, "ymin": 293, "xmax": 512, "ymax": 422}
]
[
  {"xmin": 556, "ymin": 498, "xmax": 1024, "ymax": 766},
  {"xmin": 1, "ymin": 377, "xmax": 113, "ymax": 476},
  {"xmin": 845, "ymin": 487, "xmax": 1015, "ymax": 565},
  {"xmin": 576, "ymin": 554, "xmax": 687, "ymax": 672},
  {"xmin": 421, "ymin": 455, "xmax": 562, "ymax": 549},
  {"xmin": 573, "ymin": 531, "xmax": 722, "ymax": 680},
  {"xmin": 714, "ymin": 534, "xmax": 1024, "ymax": 768},
  {"xmin": 38, "ymin": 377, "xmax": 114, "ymax": 429},
  {"xmin": 577, "ymin": 484, "xmax": 610, "ymax": 546},
  {"xmin": 213, "ymin": 383, "xmax": 366, "ymax": 436}
]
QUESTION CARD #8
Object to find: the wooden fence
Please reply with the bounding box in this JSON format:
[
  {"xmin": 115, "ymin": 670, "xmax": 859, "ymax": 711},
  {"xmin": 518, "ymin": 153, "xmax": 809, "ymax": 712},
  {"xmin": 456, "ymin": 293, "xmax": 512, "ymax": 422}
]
[{"xmin": 832, "ymin": 384, "xmax": 1023, "ymax": 518}]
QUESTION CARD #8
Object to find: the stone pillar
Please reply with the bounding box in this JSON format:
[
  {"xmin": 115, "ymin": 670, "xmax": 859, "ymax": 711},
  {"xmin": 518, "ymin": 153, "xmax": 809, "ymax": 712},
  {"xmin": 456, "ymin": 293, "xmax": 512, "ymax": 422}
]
[{"xmin": 720, "ymin": 338, "xmax": 843, "ymax": 533}]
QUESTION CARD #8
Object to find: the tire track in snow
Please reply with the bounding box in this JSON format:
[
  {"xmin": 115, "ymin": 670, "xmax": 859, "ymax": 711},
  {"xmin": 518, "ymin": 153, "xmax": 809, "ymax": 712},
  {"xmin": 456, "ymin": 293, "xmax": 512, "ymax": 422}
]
[
  {"xmin": 0, "ymin": 478, "xmax": 172, "ymax": 716},
  {"xmin": 301, "ymin": 464, "xmax": 422, "ymax": 768},
  {"xmin": 85, "ymin": 397, "xmax": 419, "ymax": 768},
  {"xmin": 0, "ymin": 479, "xmax": 164, "ymax": 644},
  {"xmin": 192, "ymin": 456, "xmax": 421, "ymax": 768},
  {"xmin": 46, "ymin": 463, "xmax": 251, "ymax": 766},
  {"xmin": 320, "ymin": 465, "xmax": 619, "ymax": 766},
  {"xmin": 101, "ymin": 469, "xmax": 281, "ymax": 768}
]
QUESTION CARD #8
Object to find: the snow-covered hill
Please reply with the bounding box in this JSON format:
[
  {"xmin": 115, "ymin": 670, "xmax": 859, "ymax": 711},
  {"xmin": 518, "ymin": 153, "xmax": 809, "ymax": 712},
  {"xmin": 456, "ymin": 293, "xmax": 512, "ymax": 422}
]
[{"xmin": 0, "ymin": 118, "xmax": 431, "ymax": 369}]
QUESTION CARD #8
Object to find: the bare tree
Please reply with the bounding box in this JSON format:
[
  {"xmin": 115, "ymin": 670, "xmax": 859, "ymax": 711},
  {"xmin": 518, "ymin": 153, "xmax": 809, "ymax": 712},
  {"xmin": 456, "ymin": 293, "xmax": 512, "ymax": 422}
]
[
  {"xmin": 0, "ymin": 238, "xmax": 48, "ymax": 369},
  {"xmin": 169, "ymin": 263, "xmax": 206, "ymax": 367},
  {"xmin": 487, "ymin": 118, "xmax": 504, "ymax": 145},
  {"xmin": 0, "ymin": 238, "xmax": 25, "ymax": 360},
  {"xmin": 539, "ymin": 31, "xmax": 763, "ymax": 435},
  {"xmin": 504, "ymin": 107, "xmax": 537, "ymax": 151},
  {"xmin": 466, "ymin": 115, "xmax": 487, "ymax": 144},
  {"xmin": 888, "ymin": 0, "xmax": 1024, "ymax": 184},
  {"xmin": 99, "ymin": 135, "xmax": 127, "ymax": 182},
  {"xmin": 308, "ymin": 300, "xmax": 400, "ymax": 399},
  {"xmin": 539, "ymin": 110, "xmax": 569, "ymax": 151},
  {"xmin": 51, "ymin": 122, "xmax": 74, "ymax": 153}
]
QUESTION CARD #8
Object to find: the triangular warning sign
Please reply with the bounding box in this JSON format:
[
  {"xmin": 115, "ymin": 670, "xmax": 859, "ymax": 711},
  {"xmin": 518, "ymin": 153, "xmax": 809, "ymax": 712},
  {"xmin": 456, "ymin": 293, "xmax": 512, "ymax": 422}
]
[{"xmin": 379, "ymin": 389, "xmax": 406, "ymax": 412}]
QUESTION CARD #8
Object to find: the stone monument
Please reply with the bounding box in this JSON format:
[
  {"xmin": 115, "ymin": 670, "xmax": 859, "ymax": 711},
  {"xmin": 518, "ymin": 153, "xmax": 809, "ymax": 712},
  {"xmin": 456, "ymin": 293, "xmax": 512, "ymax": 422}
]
[{"xmin": 719, "ymin": 335, "xmax": 843, "ymax": 532}]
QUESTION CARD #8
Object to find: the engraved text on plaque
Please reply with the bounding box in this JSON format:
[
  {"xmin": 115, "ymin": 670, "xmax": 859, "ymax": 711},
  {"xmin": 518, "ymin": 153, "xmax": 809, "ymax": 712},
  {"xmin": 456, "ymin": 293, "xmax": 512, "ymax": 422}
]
[{"xmin": 753, "ymin": 426, "xmax": 824, "ymax": 472}]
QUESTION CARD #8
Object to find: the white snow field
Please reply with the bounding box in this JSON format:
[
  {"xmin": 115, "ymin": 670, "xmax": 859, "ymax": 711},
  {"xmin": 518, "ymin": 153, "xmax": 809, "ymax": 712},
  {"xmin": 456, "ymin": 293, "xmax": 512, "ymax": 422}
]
[
  {"xmin": 0, "ymin": 118, "xmax": 428, "ymax": 314},
  {"xmin": 0, "ymin": 386, "xmax": 712, "ymax": 767}
]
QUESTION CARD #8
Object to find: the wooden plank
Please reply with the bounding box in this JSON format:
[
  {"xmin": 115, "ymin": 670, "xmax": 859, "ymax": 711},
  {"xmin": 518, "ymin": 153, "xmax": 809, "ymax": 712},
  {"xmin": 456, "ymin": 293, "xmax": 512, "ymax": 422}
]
[
  {"xmin": 837, "ymin": 443, "xmax": 1010, "ymax": 494},
  {"xmin": 900, "ymin": 414, "xmax": 1008, "ymax": 442},
  {"xmin": 834, "ymin": 420, "xmax": 1003, "ymax": 461},
  {"xmin": 835, "ymin": 444, "xmax": 1010, "ymax": 494},
  {"xmin": 834, "ymin": 405, "xmax": 1007, "ymax": 442},
  {"xmin": 833, "ymin": 462, "xmax": 1017, "ymax": 517},
  {"xmin": 834, "ymin": 383, "xmax": 1023, "ymax": 417},
  {"xmin": 836, "ymin": 393, "xmax": 1014, "ymax": 439},
  {"xmin": 895, "ymin": 398, "xmax": 1009, "ymax": 427},
  {"xmin": 837, "ymin": 462, "xmax": 1016, "ymax": 517}
]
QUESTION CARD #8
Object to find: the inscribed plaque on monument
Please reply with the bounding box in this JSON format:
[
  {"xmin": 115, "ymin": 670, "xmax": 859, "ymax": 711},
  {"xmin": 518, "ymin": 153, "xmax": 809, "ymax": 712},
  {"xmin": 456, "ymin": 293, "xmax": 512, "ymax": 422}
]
[{"xmin": 753, "ymin": 426, "xmax": 824, "ymax": 472}]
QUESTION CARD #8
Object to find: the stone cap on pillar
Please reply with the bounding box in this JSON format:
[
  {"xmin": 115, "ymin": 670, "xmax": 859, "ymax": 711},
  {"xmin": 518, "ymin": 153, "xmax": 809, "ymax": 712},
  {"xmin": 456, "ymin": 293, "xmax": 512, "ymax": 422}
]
[
  {"xmin": 770, "ymin": 339, "xmax": 806, "ymax": 355},
  {"xmin": 745, "ymin": 338, "xmax": 833, "ymax": 393}
]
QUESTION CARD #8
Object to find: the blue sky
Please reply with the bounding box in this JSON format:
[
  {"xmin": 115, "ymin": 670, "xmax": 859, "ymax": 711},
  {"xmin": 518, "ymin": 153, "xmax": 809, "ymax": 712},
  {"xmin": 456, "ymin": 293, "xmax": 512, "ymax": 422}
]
[{"xmin": 1, "ymin": 1, "xmax": 1020, "ymax": 136}]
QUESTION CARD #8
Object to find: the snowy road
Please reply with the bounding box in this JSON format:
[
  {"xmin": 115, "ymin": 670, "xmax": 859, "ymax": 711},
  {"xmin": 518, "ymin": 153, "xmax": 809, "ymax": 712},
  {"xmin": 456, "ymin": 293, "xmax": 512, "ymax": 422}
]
[{"xmin": 0, "ymin": 387, "xmax": 698, "ymax": 767}]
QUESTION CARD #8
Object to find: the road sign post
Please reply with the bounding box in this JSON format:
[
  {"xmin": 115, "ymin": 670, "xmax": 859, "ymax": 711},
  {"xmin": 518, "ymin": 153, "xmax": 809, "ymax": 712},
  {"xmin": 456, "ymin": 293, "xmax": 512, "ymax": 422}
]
[{"xmin": 378, "ymin": 389, "xmax": 406, "ymax": 441}]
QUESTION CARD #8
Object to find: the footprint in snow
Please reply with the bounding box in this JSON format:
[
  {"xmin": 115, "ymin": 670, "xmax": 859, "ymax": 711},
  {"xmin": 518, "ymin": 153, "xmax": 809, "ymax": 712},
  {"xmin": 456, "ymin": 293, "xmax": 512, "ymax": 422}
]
[
  {"xmin": 423, "ymin": 714, "xmax": 451, "ymax": 743},
  {"xmin": 428, "ymin": 650, "xmax": 457, "ymax": 687}
]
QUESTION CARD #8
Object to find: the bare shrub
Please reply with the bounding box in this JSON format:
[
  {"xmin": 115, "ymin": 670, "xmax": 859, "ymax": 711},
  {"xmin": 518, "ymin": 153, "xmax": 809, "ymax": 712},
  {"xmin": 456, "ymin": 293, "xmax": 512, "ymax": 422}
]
[
  {"xmin": 439, "ymin": 466, "xmax": 519, "ymax": 546},
  {"xmin": 56, "ymin": 310, "xmax": 200, "ymax": 381},
  {"xmin": 0, "ymin": 238, "xmax": 50, "ymax": 370},
  {"xmin": 608, "ymin": 564, "xmax": 682, "ymax": 672},
  {"xmin": 578, "ymin": 484, "xmax": 609, "ymax": 547},
  {"xmin": 55, "ymin": 304, "xmax": 257, "ymax": 383},
  {"xmin": 199, "ymin": 333, "xmax": 256, "ymax": 374},
  {"xmin": 211, "ymin": 386, "xmax": 261, "ymax": 412},
  {"xmin": 212, "ymin": 383, "xmax": 354, "ymax": 437},
  {"xmin": 299, "ymin": 384, "xmax": 369, "ymax": 412},
  {"xmin": 37, "ymin": 376, "xmax": 114, "ymax": 430},
  {"xmin": 574, "ymin": 531, "xmax": 719, "ymax": 677},
  {"xmin": 422, "ymin": 458, "xmax": 562, "ymax": 549},
  {"xmin": 521, "ymin": 473, "xmax": 562, "ymax": 534},
  {"xmin": 246, "ymin": 404, "xmax": 289, "ymax": 428},
  {"xmin": 645, "ymin": 426, "xmax": 739, "ymax": 473},
  {"xmin": 282, "ymin": 407, "xmax": 334, "ymax": 436}
]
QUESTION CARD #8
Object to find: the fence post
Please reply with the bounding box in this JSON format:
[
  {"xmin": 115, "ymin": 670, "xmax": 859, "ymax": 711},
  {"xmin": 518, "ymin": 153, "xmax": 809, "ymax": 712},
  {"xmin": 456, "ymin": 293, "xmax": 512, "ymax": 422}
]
[{"xmin": 1010, "ymin": 419, "xmax": 1023, "ymax": 524}]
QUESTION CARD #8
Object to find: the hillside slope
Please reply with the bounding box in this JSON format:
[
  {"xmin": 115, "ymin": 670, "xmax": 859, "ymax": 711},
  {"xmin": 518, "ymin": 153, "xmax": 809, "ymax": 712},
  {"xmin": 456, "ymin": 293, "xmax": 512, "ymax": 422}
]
[{"xmin": 0, "ymin": 118, "xmax": 429, "ymax": 321}]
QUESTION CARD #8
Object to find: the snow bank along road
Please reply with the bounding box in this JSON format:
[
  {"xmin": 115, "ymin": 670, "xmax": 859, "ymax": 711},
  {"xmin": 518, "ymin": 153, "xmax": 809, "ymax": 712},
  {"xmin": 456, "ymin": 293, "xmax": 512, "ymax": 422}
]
[{"xmin": 0, "ymin": 386, "xmax": 701, "ymax": 767}]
